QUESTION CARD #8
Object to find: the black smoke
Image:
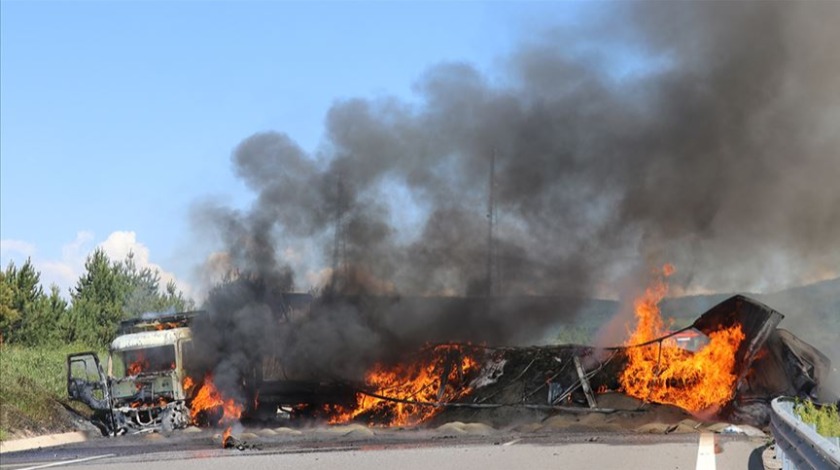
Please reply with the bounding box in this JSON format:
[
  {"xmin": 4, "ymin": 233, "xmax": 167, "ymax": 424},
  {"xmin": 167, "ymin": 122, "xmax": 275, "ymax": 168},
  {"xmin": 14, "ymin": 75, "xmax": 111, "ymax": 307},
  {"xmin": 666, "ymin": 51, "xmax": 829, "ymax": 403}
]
[{"xmin": 191, "ymin": 2, "xmax": 840, "ymax": 392}]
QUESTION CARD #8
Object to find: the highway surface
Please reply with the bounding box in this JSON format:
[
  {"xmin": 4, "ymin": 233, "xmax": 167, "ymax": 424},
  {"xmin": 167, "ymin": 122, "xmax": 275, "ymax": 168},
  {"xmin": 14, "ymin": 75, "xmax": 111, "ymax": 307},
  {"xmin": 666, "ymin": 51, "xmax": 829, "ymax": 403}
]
[{"xmin": 0, "ymin": 426, "xmax": 769, "ymax": 470}]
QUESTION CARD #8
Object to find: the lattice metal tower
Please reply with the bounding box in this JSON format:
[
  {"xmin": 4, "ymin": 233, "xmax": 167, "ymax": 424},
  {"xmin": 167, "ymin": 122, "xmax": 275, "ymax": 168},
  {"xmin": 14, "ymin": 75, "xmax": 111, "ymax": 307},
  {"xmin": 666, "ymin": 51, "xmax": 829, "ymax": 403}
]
[
  {"xmin": 485, "ymin": 149, "xmax": 500, "ymax": 298},
  {"xmin": 332, "ymin": 171, "xmax": 347, "ymax": 288}
]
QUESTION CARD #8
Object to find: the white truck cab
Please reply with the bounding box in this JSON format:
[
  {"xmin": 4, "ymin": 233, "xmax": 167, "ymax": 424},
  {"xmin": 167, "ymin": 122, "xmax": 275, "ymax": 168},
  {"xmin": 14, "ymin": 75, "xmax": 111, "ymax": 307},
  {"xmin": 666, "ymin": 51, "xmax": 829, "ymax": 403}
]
[{"xmin": 67, "ymin": 313, "xmax": 198, "ymax": 434}]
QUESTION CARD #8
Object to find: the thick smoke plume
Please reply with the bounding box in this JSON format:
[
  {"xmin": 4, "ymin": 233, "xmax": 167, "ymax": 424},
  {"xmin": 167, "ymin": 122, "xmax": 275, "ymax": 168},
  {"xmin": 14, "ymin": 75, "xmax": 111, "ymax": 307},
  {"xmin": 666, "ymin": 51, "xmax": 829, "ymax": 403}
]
[{"xmin": 191, "ymin": 2, "xmax": 840, "ymax": 392}]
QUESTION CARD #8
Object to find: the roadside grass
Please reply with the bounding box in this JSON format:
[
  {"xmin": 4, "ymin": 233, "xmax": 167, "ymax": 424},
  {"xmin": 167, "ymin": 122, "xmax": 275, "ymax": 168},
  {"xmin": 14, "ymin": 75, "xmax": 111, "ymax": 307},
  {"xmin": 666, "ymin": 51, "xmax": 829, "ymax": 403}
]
[
  {"xmin": 0, "ymin": 343, "xmax": 104, "ymax": 440},
  {"xmin": 796, "ymin": 399, "xmax": 840, "ymax": 438}
]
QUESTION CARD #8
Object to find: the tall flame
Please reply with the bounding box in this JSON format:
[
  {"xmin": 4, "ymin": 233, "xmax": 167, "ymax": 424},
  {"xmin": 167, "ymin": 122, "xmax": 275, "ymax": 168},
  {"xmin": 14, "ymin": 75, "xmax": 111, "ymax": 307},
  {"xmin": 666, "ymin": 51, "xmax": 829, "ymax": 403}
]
[
  {"xmin": 619, "ymin": 264, "xmax": 745, "ymax": 412},
  {"xmin": 330, "ymin": 344, "xmax": 479, "ymax": 426}
]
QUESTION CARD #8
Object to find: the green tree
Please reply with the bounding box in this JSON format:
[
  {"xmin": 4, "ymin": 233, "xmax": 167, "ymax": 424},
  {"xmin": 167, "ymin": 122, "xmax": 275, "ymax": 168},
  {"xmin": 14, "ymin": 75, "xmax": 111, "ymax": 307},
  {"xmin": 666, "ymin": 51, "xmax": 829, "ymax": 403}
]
[
  {"xmin": 67, "ymin": 249, "xmax": 129, "ymax": 346},
  {"xmin": 24, "ymin": 284, "xmax": 70, "ymax": 345},
  {"xmin": 162, "ymin": 279, "xmax": 194, "ymax": 312},
  {"xmin": 66, "ymin": 250, "xmax": 195, "ymax": 345},
  {"xmin": 121, "ymin": 252, "xmax": 194, "ymax": 316},
  {"xmin": 16, "ymin": 283, "xmax": 68, "ymax": 346},
  {"xmin": 0, "ymin": 268, "xmax": 20, "ymax": 344},
  {"xmin": 0, "ymin": 259, "xmax": 46, "ymax": 344},
  {"xmin": 121, "ymin": 251, "xmax": 163, "ymax": 317}
]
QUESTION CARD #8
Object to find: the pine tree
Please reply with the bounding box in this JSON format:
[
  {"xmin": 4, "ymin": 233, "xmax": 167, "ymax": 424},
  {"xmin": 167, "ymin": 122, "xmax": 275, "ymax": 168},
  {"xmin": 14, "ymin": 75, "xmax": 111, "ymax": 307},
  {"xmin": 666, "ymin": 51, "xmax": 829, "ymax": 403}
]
[
  {"xmin": 33, "ymin": 285, "xmax": 70, "ymax": 345},
  {"xmin": 121, "ymin": 251, "xmax": 163, "ymax": 317},
  {"xmin": 120, "ymin": 251, "xmax": 194, "ymax": 316},
  {"xmin": 0, "ymin": 266, "xmax": 20, "ymax": 344},
  {"xmin": 0, "ymin": 259, "xmax": 45, "ymax": 344},
  {"xmin": 163, "ymin": 279, "xmax": 194, "ymax": 312},
  {"xmin": 68, "ymin": 249, "xmax": 129, "ymax": 346},
  {"xmin": 66, "ymin": 250, "xmax": 194, "ymax": 345}
]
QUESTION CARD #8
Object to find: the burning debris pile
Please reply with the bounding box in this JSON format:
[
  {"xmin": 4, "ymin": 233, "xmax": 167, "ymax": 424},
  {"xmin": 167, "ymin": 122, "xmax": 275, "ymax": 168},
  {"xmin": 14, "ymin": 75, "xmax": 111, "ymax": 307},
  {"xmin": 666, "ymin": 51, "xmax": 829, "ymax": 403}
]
[
  {"xmin": 316, "ymin": 292, "xmax": 828, "ymax": 428},
  {"xmin": 329, "ymin": 344, "xmax": 481, "ymax": 427}
]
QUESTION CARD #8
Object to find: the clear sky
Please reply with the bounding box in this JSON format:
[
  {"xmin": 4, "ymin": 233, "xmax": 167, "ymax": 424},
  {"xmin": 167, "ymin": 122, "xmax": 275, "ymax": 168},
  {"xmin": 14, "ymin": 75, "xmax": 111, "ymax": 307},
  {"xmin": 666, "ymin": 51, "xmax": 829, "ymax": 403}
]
[{"xmin": 1, "ymin": 1, "xmax": 590, "ymax": 296}]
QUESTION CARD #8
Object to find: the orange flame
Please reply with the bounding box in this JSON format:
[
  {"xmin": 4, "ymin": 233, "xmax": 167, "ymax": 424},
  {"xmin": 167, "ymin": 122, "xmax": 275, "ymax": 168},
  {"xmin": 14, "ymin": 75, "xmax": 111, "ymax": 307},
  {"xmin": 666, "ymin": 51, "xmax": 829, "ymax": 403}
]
[
  {"xmin": 129, "ymin": 395, "xmax": 168, "ymax": 409},
  {"xmin": 127, "ymin": 352, "xmax": 149, "ymax": 376},
  {"xmin": 619, "ymin": 265, "xmax": 745, "ymax": 413},
  {"xmin": 183, "ymin": 376, "xmax": 195, "ymax": 392},
  {"xmin": 330, "ymin": 344, "xmax": 479, "ymax": 426},
  {"xmin": 189, "ymin": 374, "xmax": 243, "ymax": 425},
  {"xmin": 222, "ymin": 426, "xmax": 232, "ymax": 448}
]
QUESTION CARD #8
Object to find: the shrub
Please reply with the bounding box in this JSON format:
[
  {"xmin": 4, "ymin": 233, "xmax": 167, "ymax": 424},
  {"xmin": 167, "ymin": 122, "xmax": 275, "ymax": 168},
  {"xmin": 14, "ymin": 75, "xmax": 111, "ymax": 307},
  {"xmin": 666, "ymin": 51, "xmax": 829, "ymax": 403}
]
[{"xmin": 796, "ymin": 399, "xmax": 840, "ymax": 438}]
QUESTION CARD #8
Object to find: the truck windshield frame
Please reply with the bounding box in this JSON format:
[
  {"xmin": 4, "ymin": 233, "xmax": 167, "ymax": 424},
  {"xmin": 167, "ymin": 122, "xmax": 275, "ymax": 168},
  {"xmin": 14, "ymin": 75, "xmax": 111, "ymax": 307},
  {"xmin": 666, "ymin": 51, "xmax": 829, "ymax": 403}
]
[{"xmin": 113, "ymin": 345, "xmax": 177, "ymax": 378}]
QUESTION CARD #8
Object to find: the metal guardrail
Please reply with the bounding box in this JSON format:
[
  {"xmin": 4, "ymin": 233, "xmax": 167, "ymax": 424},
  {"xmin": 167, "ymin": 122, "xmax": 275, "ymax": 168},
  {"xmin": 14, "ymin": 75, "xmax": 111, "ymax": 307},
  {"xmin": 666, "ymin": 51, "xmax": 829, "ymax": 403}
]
[{"xmin": 769, "ymin": 397, "xmax": 840, "ymax": 470}]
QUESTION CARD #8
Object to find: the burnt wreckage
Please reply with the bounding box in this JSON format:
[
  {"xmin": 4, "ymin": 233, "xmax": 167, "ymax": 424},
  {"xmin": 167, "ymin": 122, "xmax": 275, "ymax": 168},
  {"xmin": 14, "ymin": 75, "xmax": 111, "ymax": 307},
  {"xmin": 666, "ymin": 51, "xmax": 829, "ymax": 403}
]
[
  {"xmin": 67, "ymin": 295, "xmax": 828, "ymax": 432},
  {"xmin": 405, "ymin": 295, "xmax": 829, "ymax": 427}
]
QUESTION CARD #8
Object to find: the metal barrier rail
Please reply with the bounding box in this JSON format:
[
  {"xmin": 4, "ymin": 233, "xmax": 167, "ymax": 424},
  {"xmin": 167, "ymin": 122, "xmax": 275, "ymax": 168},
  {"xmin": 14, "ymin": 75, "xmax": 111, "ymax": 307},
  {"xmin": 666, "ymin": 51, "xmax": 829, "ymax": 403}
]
[{"xmin": 769, "ymin": 397, "xmax": 840, "ymax": 470}]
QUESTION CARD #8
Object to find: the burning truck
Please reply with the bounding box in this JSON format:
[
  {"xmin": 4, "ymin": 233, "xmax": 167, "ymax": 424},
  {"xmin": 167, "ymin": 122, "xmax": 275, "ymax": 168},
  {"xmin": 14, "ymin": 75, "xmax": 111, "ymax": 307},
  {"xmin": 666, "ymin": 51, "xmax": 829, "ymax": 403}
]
[
  {"xmin": 66, "ymin": 305, "xmax": 356, "ymax": 435},
  {"xmin": 67, "ymin": 312, "xmax": 199, "ymax": 434},
  {"xmin": 67, "ymin": 289, "xmax": 830, "ymax": 434}
]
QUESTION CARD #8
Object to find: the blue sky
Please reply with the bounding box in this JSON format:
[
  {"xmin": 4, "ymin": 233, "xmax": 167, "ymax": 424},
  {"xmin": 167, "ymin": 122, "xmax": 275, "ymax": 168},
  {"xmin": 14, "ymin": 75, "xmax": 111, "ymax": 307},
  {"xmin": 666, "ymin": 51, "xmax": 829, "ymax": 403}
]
[{"xmin": 1, "ymin": 1, "xmax": 591, "ymax": 296}]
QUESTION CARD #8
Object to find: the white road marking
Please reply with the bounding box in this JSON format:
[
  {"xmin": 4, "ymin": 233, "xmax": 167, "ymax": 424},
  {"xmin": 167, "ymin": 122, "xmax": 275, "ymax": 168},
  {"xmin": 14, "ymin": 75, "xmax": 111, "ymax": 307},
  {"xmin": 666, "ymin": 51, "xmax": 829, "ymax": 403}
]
[
  {"xmin": 696, "ymin": 432, "xmax": 716, "ymax": 470},
  {"xmin": 16, "ymin": 453, "xmax": 115, "ymax": 470},
  {"xmin": 502, "ymin": 439, "xmax": 521, "ymax": 446}
]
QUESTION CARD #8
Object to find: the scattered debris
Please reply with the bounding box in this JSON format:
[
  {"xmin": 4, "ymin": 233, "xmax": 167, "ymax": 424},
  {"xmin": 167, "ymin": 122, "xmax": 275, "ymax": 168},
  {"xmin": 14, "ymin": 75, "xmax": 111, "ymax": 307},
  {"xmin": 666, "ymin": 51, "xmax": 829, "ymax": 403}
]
[{"xmin": 222, "ymin": 427, "xmax": 261, "ymax": 451}]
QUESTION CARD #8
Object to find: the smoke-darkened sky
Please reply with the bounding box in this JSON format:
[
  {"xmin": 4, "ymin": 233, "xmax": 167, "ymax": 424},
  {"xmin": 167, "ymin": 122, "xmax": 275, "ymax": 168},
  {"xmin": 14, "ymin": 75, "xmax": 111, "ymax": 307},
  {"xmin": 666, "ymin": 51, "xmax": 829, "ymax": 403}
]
[
  {"xmin": 3, "ymin": 3, "xmax": 837, "ymax": 300},
  {"xmin": 197, "ymin": 2, "xmax": 840, "ymax": 299}
]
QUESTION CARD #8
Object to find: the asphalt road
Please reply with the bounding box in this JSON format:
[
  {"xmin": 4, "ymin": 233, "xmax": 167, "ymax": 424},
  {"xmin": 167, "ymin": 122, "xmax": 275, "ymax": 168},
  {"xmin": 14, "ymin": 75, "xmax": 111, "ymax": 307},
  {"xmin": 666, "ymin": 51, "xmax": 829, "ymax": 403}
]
[{"xmin": 0, "ymin": 427, "xmax": 768, "ymax": 470}]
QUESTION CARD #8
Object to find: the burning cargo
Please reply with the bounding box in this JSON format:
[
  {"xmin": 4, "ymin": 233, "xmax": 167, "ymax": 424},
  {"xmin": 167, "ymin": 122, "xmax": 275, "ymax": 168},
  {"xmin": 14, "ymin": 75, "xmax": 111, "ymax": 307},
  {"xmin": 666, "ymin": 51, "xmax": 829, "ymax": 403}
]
[{"xmin": 322, "ymin": 295, "xmax": 829, "ymax": 428}]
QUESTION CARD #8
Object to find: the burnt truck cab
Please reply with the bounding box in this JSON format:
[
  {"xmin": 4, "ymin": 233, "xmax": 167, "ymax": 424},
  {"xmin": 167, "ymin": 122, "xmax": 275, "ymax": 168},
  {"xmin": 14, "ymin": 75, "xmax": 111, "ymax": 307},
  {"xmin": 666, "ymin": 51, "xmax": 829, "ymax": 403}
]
[
  {"xmin": 68, "ymin": 302, "xmax": 358, "ymax": 434},
  {"xmin": 67, "ymin": 313, "xmax": 198, "ymax": 435}
]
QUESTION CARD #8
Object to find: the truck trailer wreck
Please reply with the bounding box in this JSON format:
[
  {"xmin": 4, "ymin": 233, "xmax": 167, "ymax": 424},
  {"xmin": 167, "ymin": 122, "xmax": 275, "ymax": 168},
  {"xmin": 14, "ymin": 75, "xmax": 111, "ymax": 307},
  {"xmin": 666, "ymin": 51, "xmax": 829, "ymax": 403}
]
[
  {"xmin": 324, "ymin": 296, "xmax": 830, "ymax": 428},
  {"xmin": 66, "ymin": 295, "xmax": 829, "ymax": 434}
]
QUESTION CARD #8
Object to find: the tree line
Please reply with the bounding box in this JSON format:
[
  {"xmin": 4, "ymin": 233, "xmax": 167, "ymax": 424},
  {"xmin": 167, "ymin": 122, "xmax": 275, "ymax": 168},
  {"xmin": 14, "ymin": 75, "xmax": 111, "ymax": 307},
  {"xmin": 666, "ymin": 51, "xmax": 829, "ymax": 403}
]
[{"xmin": 0, "ymin": 249, "xmax": 193, "ymax": 347}]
